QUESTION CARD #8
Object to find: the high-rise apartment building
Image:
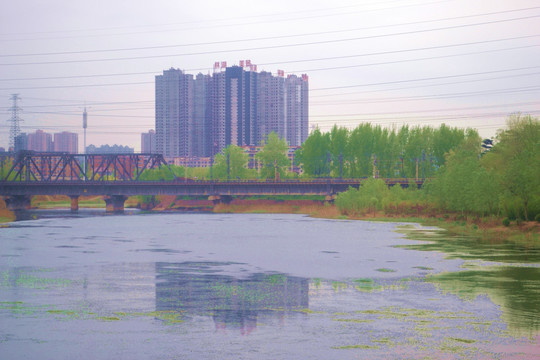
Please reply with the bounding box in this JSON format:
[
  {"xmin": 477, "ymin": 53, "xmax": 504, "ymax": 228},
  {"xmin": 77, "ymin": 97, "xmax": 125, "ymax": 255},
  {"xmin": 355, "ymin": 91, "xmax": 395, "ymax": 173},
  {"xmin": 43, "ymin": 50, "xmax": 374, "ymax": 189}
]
[
  {"xmin": 14, "ymin": 133, "xmax": 28, "ymax": 153},
  {"xmin": 155, "ymin": 68, "xmax": 193, "ymax": 158},
  {"xmin": 284, "ymin": 74, "xmax": 309, "ymax": 146},
  {"xmin": 155, "ymin": 61, "xmax": 308, "ymax": 158},
  {"xmin": 27, "ymin": 130, "xmax": 53, "ymax": 152},
  {"xmin": 257, "ymin": 71, "xmax": 285, "ymax": 144},
  {"xmin": 141, "ymin": 129, "xmax": 156, "ymax": 153},
  {"xmin": 192, "ymin": 73, "xmax": 212, "ymax": 157},
  {"xmin": 54, "ymin": 131, "xmax": 78, "ymax": 153}
]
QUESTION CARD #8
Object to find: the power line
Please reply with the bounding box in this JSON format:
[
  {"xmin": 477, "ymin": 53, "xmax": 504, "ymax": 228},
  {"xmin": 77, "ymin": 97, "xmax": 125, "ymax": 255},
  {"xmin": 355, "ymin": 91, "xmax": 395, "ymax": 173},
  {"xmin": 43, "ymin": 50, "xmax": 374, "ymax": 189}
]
[
  {"xmin": 0, "ymin": 0, "xmax": 396, "ymax": 37},
  {"xmin": 2, "ymin": 65, "xmax": 538, "ymax": 92},
  {"xmin": 5, "ymin": 110, "xmax": 537, "ymax": 136},
  {"xmin": 309, "ymin": 71, "xmax": 540, "ymax": 98},
  {"xmin": 312, "ymin": 66, "xmax": 540, "ymax": 92},
  {"xmin": 310, "ymin": 85, "xmax": 540, "ymax": 105},
  {"xmin": 0, "ymin": 0, "xmax": 458, "ymax": 42},
  {"xmin": 0, "ymin": 81, "xmax": 153, "ymax": 91},
  {"xmin": 3, "ymin": 5, "xmax": 538, "ymax": 57},
  {"xmin": 2, "ymin": 36, "xmax": 538, "ymax": 82},
  {"xmin": 311, "ymin": 110, "xmax": 540, "ymax": 125},
  {"xmin": 260, "ymin": 34, "xmax": 540, "ymax": 67},
  {"xmin": 309, "ymin": 101, "xmax": 539, "ymax": 118},
  {"xmin": 3, "ymin": 85, "xmax": 537, "ymax": 112},
  {"xmin": 291, "ymin": 44, "xmax": 540, "ymax": 73},
  {"xmin": 2, "ymin": 14, "xmax": 539, "ymax": 66},
  {"xmin": 11, "ymin": 100, "xmax": 537, "ymax": 120}
]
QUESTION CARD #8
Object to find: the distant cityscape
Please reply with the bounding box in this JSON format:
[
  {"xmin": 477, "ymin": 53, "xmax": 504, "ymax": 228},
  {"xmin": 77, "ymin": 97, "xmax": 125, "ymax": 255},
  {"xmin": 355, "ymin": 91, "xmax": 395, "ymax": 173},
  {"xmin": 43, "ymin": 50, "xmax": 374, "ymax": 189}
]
[
  {"xmin": 155, "ymin": 61, "xmax": 308, "ymax": 158},
  {"xmin": 11, "ymin": 130, "xmax": 134, "ymax": 154},
  {"xmin": 4, "ymin": 61, "xmax": 309, "ymax": 167}
]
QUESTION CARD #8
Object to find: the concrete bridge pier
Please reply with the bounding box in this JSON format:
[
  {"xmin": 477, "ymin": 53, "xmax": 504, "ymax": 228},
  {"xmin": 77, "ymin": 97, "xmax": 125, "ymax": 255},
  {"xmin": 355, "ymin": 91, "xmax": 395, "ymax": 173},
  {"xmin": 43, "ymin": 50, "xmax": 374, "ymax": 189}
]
[
  {"xmin": 104, "ymin": 195, "xmax": 127, "ymax": 213},
  {"xmin": 69, "ymin": 196, "xmax": 79, "ymax": 212},
  {"xmin": 4, "ymin": 195, "xmax": 32, "ymax": 211},
  {"xmin": 208, "ymin": 195, "xmax": 233, "ymax": 205}
]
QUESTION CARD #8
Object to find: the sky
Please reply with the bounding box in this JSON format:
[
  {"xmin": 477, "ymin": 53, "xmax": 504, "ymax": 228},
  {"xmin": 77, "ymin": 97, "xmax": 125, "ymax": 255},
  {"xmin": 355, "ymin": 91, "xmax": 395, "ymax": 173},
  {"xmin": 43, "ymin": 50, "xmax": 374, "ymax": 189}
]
[{"xmin": 1, "ymin": 0, "xmax": 539, "ymax": 152}]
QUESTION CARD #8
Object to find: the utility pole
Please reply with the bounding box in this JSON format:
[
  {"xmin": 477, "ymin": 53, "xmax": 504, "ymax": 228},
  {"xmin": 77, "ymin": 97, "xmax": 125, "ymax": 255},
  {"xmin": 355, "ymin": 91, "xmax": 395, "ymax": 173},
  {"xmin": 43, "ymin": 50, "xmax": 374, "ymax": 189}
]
[
  {"xmin": 227, "ymin": 152, "xmax": 230, "ymax": 181},
  {"xmin": 8, "ymin": 94, "xmax": 23, "ymax": 151},
  {"xmin": 82, "ymin": 107, "xmax": 88, "ymax": 154},
  {"xmin": 339, "ymin": 152, "xmax": 343, "ymax": 179},
  {"xmin": 372, "ymin": 154, "xmax": 377, "ymax": 178}
]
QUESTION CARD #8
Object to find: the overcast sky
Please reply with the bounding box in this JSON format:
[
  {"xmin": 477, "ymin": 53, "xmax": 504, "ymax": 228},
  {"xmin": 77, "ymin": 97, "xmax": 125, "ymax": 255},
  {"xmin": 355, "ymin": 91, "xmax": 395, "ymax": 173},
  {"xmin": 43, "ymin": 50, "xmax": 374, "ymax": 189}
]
[{"xmin": 1, "ymin": 0, "xmax": 539, "ymax": 152}]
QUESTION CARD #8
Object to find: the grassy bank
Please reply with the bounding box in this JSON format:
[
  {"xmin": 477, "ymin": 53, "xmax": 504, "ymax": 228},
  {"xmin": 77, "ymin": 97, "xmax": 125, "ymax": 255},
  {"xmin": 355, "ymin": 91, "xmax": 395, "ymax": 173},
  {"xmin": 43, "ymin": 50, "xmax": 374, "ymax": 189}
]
[
  {"xmin": 212, "ymin": 200, "xmax": 538, "ymax": 245},
  {"xmin": 31, "ymin": 195, "xmax": 106, "ymax": 209}
]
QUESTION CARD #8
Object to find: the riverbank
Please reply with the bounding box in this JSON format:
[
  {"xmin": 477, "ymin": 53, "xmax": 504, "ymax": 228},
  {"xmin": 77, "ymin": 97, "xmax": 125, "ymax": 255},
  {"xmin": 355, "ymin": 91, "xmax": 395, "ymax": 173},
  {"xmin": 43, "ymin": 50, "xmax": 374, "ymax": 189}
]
[
  {"xmin": 1, "ymin": 195, "xmax": 538, "ymax": 244},
  {"xmin": 212, "ymin": 199, "xmax": 539, "ymax": 244},
  {"xmin": 0, "ymin": 198, "xmax": 15, "ymax": 223}
]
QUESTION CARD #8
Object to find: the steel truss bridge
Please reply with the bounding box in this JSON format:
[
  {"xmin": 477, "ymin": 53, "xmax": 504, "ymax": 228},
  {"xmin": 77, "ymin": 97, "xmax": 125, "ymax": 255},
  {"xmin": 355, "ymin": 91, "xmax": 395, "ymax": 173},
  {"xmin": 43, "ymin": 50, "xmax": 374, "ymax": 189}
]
[{"xmin": 0, "ymin": 152, "xmax": 424, "ymax": 212}]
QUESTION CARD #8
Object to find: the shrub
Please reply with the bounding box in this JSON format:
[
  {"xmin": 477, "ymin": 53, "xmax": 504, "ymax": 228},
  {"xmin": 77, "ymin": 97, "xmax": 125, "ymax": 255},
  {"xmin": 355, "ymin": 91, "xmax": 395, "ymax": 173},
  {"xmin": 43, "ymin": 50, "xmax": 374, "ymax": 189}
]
[
  {"xmin": 502, "ymin": 218, "xmax": 510, "ymax": 227},
  {"xmin": 535, "ymin": 213, "xmax": 540, "ymax": 223}
]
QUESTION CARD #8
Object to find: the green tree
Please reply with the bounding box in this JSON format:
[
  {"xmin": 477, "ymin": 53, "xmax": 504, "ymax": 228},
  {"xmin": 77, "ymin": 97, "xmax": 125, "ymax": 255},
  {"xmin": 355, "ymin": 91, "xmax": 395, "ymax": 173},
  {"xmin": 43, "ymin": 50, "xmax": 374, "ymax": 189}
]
[
  {"xmin": 432, "ymin": 124, "xmax": 465, "ymax": 167},
  {"xmin": 335, "ymin": 178, "xmax": 389, "ymax": 215},
  {"xmin": 212, "ymin": 145, "xmax": 251, "ymax": 180},
  {"xmin": 256, "ymin": 132, "xmax": 291, "ymax": 180},
  {"xmin": 482, "ymin": 114, "xmax": 540, "ymax": 220},
  {"xmin": 427, "ymin": 129, "xmax": 499, "ymax": 217},
  {"xmin": 296, "ymin": 128, "xmax": 330, "ymax": 177},
  {"xmin": 347, "ymin": 124, "xmax": 375, "ymax": 177},
  {"xmin": 297, "ymin": 122, "xmax": 474, "ymax": 181},
  {"xmin": 328, "ymin": 125, "xmax": 349, "ymax": 177},
  {"xmin": 139, "ymin": 165, "xmax": 182, "ymax": 181},
  {"xmin": 0, "ymin": 157, "xmax": 14, "ymax": 181}
]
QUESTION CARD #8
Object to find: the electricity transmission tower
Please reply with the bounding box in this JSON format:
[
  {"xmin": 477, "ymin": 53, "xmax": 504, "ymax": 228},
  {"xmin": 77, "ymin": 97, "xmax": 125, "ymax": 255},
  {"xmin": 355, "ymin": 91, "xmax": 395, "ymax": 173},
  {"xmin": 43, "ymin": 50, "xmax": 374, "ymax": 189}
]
[{"xmin": 7, "ymin": 94, "xmax": 23, "ymax": 150}]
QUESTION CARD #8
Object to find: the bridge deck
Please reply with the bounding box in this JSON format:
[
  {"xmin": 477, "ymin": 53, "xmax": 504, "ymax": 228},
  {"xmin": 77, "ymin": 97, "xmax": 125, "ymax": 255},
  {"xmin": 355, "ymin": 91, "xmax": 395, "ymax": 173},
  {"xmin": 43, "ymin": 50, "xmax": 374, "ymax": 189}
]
[{"xmin": 0, "ymin": 179, "xmax": 422, "ymax": 197}]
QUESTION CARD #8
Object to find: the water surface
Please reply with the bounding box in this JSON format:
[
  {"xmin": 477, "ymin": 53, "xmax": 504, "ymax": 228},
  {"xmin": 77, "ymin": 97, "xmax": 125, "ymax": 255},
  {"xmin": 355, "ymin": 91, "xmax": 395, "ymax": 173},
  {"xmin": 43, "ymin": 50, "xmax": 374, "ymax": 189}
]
[{"xmin": 1, "ymin": 211, "xmax": 538, "ymax": 359}]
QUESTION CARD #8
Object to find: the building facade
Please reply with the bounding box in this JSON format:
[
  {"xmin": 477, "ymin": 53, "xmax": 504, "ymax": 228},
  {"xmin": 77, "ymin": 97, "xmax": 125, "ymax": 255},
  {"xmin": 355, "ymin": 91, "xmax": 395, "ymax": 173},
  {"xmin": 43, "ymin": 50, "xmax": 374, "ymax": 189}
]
[
  {"xmin": 173, "ymin": 157, "xmax": 212, "ymax": 168},
  {"xmin": 53, "ymin": 131, "xmax": 78, "ymax": 153},
  {"xmin": 14, "ymin": 133, "xmax": 28, "ymax": 153},
  {"xmin": 155, "ymin": 69, "xmax": 193, "ymax": 158},
  {"xmin": 86, "ymin": 144, "xmax": 134, "ymax": 154},
  {"xmin": 155, "ymin": 61, "xmax": 308, "ymax": 158},
  {"xmin": 27, "ymin": 130, "xmax": 53, "ymax": 152},
  {"xmin": 141, "ymin": 129, "xmax": 156, "ymax": 153},
  {"xmin": 284, "ymin": 74, "xmax": 309, "ymax": 146}
]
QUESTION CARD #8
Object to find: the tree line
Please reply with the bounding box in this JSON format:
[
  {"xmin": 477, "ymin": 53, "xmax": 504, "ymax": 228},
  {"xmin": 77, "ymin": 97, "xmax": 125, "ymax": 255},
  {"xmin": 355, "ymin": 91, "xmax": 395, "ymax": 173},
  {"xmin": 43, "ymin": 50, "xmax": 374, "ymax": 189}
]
[
  {"xmin": 121, "ymin": 114, "xmax": 540, "ymax": 221},
  {"xmin": 335, "ymin": 114, "xmax": 539, "ymax": 221},
  {"xmin": 296, "ymin": 123, "xmax": 475, "ymax": 179}
]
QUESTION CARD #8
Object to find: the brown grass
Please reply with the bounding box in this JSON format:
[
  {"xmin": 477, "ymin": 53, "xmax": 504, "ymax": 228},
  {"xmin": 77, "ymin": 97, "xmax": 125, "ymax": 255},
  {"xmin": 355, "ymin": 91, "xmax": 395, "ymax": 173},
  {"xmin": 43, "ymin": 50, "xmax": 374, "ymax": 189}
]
[
  {"xmin": 0, "ymin": 198, "xmax": 16, "ymax": 223},
  {"xmin": 214, "ymin": 199, "xmax": 328, "ymax": 215}
]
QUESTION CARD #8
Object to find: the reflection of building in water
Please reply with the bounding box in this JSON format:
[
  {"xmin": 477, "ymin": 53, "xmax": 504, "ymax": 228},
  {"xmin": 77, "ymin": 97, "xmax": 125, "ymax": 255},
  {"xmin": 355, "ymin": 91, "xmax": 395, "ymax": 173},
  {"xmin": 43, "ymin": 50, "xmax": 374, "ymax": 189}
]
[{"xmin": 155, "ymin": 262, "xmax": 309, "ymax": 333}]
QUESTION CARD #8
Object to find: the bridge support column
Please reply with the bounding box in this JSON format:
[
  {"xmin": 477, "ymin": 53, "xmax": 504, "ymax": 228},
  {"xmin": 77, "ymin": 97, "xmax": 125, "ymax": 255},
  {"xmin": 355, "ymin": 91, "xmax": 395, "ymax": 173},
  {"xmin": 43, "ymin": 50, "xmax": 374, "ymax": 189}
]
[
  {"xmin": 69, "ymin": 196, "xmax": 79, "ymax": 212},
  {"xmin": 5, "ymin": 195, "xmax": 32, "ymax": 211},
  {"xmin": 208, "ymin": 195, "xmax": 233, "ymax": 205},
  {"xmin": 104, "ymin": 195, "xmax": 127, "ymax": 213},
  {"xmin": 324, "ymin": 194, "xmax": 337, "ymax": 204}
]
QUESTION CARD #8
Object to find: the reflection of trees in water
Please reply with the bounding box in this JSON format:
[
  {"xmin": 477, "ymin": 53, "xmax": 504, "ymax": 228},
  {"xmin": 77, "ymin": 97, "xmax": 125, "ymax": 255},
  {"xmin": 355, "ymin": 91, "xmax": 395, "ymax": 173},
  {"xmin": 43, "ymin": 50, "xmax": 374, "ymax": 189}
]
[
  {"xmin": 155, "ymin": 262, "xmax": 309, "ymax": 332},
  {"xmin": 428, "ymin": 266, "xmax": 540, "ymax": 338},
  {"xmin": 397, "ymin": 226, "xmax": 540, "ymax": 264}
]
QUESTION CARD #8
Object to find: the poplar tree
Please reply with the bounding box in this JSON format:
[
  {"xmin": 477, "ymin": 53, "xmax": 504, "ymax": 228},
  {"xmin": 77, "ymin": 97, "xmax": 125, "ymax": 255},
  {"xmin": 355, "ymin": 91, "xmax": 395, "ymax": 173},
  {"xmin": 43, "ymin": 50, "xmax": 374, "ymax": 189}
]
[{"xmin": 256, "ymin": 132, "xmax": 291, "ymax": 180}]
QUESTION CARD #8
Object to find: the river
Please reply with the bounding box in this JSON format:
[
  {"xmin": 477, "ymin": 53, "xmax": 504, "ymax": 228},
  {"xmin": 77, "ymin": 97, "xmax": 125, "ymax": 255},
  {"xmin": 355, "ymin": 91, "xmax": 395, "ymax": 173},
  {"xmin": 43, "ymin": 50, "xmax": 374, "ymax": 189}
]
[{"xmin": 0, "ymin": 210, "xmax": 538, "ymax": 359}]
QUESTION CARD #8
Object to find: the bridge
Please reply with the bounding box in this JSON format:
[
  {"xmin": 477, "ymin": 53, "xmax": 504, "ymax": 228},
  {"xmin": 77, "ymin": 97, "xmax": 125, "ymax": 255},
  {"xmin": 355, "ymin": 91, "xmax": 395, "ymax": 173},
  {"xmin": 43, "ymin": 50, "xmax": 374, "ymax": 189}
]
[{"xmin": 0, "ymin": 152, "xmax": 424, "ymax": 212}]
